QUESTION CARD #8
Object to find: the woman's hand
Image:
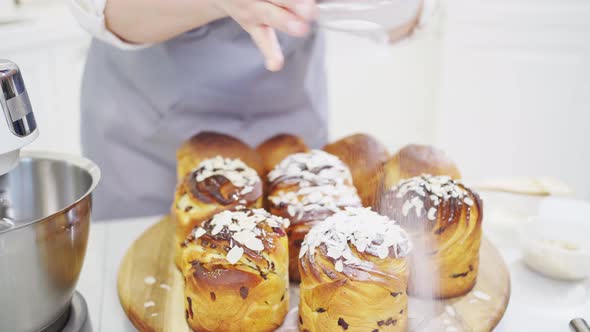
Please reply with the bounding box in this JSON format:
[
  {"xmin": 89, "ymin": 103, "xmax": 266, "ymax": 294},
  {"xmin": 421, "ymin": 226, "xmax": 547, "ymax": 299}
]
[
  {"xmin": 104, "ymin": 0, "xmax": 315, "ymax": 71},
  {"xmin": 216, "ymin": 0, "xmax": 316, "ymax": 71}
]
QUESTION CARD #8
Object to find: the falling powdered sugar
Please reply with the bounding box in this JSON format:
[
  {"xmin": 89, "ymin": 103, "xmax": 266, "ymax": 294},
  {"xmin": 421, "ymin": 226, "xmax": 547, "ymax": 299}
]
[{"xmin": 299, "ymin": 207, "xmax": 411, "ymax": 272}]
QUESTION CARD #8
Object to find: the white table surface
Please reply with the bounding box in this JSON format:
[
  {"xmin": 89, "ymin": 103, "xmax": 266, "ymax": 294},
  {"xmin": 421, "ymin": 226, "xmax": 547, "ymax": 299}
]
[{"xmin": 77, "ymin": 214, "xmax": 590, "ymax": 332}]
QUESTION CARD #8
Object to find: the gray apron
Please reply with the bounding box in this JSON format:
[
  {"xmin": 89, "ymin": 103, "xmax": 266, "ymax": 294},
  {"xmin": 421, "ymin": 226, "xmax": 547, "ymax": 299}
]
[{"xmin": 80, "ymin": 19, "xmax": 328, "ymax": 221}]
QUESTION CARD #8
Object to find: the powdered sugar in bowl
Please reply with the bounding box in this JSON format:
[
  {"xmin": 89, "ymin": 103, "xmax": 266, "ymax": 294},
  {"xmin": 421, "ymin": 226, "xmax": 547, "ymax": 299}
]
[{"xmin": 520, "ymin": 197, "xmax": 590, "ymax": 281}]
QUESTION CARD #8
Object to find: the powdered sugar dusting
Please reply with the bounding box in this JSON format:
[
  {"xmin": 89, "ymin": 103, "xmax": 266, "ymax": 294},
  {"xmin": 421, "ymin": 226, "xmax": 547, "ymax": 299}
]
[
  {"xmin": 194, "ymin": 156, "xmax": 260, "ymax": 195},
  {"xmin": 268, "ymin": 150, "xmax": 361, "ymax": 219},
  {"xmin": 392, "ymin": 174, "xmax": 473, "ymax": 219},
  {"xmin": 300, "ymin": 207, "xmax": 411, "ymax": 271},
  {"xmin": 191, "ymin": 209, "xmax": 289, "ymax": 265},
  {"xmin": 143, "ymin": 276, "xmax": 156, "ymax": 285},
  {"xmin": 473, "ymin": 290, "xmax": 491, "ymax": 301}
]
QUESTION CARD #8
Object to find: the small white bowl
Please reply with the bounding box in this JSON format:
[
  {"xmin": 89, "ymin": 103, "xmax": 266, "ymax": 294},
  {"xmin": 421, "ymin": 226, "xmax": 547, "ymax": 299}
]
[{"xmin": 520, "ymin": 198, "xmax": 590, "ymax": 281}]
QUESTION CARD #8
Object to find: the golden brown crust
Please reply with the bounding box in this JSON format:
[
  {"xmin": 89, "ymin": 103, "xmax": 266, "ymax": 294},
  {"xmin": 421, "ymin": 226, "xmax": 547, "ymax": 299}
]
[
  {"xmin": 298, "ymin": 244, "xmax": 409, "ymax": 332},
  {"xmin": 256, "ymin": 133, "xmax": 309, "ymax": 176},
  {"xmin": 176, "ymin": 132, "xmax": 263, "ymax": 180},
  {"xmin": 381, "ymin": 144, "xmax": 461, "ymax": 192},
  {"xmin": 181, "ymin": 210, "xmax": 290, "ymax": 332},
  {"xmin": 268, "ymin": 202, "xmax": 328, "ymax": 280},
  {"xmin": 378, "ymin": 176, "xmax": 483, "ymax": 299},
  {"xmin": 172, "ymin": 157, "xmax": 264, "ymax": 269},
  {"xmin": 267, "ymin": 184, "xmax": 344, "ymax": 282},
  {"xmin": 323, "ymin": 133, "xmax": 390, "ymax": 208}
]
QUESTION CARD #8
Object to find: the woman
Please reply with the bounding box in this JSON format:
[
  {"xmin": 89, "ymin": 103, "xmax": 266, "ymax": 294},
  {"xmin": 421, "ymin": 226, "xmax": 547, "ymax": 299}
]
[{"xmin": 70, "ymin": 0, "xmax": 429, "ymax": 220}]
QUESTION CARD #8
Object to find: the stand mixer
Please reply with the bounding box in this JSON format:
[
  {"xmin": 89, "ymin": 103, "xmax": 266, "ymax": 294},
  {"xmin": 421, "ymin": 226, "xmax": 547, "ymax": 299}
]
[
  {"xmin": 0, "ymin": 59, "xmax": 38, "ymax": 175},
  {"xmin": 0, "ymin": 59, "xmax": 98, "ymax": 332}
]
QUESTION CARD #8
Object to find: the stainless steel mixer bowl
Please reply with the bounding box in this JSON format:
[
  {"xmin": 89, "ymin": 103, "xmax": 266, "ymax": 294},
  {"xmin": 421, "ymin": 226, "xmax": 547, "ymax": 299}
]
[{"xmin": 0, "ymin": 151, "xmax": 100, "ymax": 332}]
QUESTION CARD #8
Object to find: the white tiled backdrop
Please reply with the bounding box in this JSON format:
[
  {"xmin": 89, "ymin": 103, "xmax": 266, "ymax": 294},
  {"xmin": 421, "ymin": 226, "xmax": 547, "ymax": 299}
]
[{"xmin": 2, "ymin": 0, "xmax": 589, "ymax": 198}]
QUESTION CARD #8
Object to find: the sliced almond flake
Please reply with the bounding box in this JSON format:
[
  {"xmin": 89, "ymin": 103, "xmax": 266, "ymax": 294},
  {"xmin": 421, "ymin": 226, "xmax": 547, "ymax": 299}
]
[
  {"xmin": 194, "ymin": 156, "xmax": 260, "ymax": 189},
  {"xmin": 473, "ymin": 290, "xmax": 491, "ymax": 301},
  {"xmin": 227, "ymin": 224, "xmax": 241, "ymax": 231},
  {"xmin": 239, "ymin": 219, "xmax": 257, "ymax": 231},
  {"xmin": 377, "ymin": 246, "xmax": 390, "ymax": 259},
  {"xmin": 334, "ymin": 260, "xmax": 344, "ymax": 272},
  {"xmin": 341, "ymin": 249, "xmax": 354, "ymax": 261},
  {"xmin": 244, "ymin": 237, "xmax": 264, "ymax": 251},
  {"xmin": 240, "ymin": 186, "xmax": 253, "ymax": 195},
  {"xmin": 299, "ymin": 244, "xmax": 308, "ymax": 258},
  {"xmin": 326, "ymin": 246, "xmax": 342, "ymax": 259},
  {"xmin": 287, "ymin": 205, "xmax": 297, "ymax": 217},
  {"xmin": 393, "ymin": 175, "xmax": 469, "ymax": 201},
  {"xmin": 411, "ymin": 196, "xmax": 424, "ymax": 216},
  {"xmin": 402, "ymin": 200, "xmax": 412, "ymax": 216},
  {"xmin": 427, "ymin": 207, "xmax": 437, "ymax": 221},
  {"xmin": 232, "ymin": 231, "xmax": 255, "ymax": 244},
  {"xmin": 211, "ymin": 224, "xmax": 223, "ymax": 235},
  {"xmin": 356, "ymin": 240, "xmax": 368, "ymax": 253},
  {"xmin": 300, "ymin": 208, "xmax": 411, "ymax": 273},
  {"xmin": 307, "ymin": 190, "xmax": 322, "ymax": 203},
  {"xmin": 267, "ymin": 150, "xmax": 361, "ymax": 215},
  {"xmin": 226, "ymin": 246, "xmax": 244, "ymax": 264},
  {"xmin": 193, "ymin": 227, "xmax": 206, "ymax": 239},
  {"xmin": 212, "ymin": 211, "xmax": 233, "ymax": 226}
]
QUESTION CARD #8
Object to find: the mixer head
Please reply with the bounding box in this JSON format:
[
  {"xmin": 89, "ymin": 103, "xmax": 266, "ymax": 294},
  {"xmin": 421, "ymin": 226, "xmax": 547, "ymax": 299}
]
[{"xmin": 0, "ymin": 59, "xmax": 38, "ymax": 176}]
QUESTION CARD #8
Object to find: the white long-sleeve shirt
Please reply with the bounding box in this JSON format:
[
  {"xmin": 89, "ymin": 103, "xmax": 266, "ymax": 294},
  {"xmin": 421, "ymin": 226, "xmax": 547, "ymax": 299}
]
[
  {"xmin": 69, "ymin": 0, "xmax": 150, "ymax": 50},
  {"xmin": 69, "ymin": 0, "xmax": 438, "ymax": 50}
]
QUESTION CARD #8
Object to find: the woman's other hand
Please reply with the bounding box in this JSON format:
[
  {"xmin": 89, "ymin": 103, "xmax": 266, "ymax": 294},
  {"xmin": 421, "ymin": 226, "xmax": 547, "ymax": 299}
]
[{"xmin": 217, "ymin": 0, "xmax": 316, "ymax": 71}]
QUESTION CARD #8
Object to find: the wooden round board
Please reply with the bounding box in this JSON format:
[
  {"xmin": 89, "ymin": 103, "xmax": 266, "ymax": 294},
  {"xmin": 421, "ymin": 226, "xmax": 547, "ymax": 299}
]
[{"xmin": 118, "ymin": 217, "xmax": 510, "ymax": 332}]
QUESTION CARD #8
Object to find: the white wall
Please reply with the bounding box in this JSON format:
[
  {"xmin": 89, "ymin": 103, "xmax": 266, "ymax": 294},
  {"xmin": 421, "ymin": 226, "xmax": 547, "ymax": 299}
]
[
  {"xmin": 435, "ymin": 0, "xmax": 590, "ymax": 198},
  {"xmin": 325, "ymin": 28, "xmax": 441, "ymax": 151}
]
